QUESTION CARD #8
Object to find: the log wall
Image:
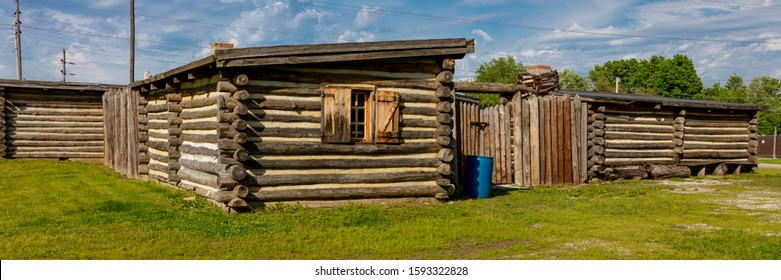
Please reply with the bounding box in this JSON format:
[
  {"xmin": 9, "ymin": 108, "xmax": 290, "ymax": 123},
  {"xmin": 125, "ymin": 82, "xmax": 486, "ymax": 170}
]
[
  {"xmin": 585, "ymin": 101, "xmax": 758, "ymax": 179},
  {"xmin": 103, "ymin": 87, "xmax": 140, "ymax": 178},
  {"xmin": 233, "ymin": 59, "xmax": 450, "ymax": 203},
  {"xmin": 3, "ymin": 86, "xmax": 106, "ymax": 159}
]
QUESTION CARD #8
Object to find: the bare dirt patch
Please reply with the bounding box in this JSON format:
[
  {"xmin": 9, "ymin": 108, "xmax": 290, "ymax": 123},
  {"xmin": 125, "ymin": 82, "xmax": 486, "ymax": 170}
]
[{"xmin": 712, "ymin": 190, "xmax": 781, "ymax": 211}]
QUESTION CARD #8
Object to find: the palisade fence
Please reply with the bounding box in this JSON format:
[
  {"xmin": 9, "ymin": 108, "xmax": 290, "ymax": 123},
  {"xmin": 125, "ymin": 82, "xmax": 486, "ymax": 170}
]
[
  {"xmin": 103, "ymin": 87, "xmax": 140, "ymax": 178},
  {"xmin": 456, "ymin": 93, "xmax": 588, "ymax": 186}
]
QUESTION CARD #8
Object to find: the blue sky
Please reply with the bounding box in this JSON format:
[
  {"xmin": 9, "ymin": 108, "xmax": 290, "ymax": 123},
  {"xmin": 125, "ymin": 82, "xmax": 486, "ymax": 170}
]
[{"xmin": 1, "ymin": 0, "xmax": 780, "ymax": 86}]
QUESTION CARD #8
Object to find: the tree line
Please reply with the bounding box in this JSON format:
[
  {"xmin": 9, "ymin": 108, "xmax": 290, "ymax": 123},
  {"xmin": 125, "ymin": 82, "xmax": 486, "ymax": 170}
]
[{"xmin": 469, "ymin": 56, "xmax": 781, "ymax": 135}]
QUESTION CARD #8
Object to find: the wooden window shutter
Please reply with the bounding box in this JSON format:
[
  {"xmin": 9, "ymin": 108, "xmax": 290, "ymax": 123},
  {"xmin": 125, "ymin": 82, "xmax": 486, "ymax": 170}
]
[
  {"xmin": 375, "ymin": 90, "xmax": 400, "ymax": 143},
  {"xmin": 322, "ymin": 87, "xmax": 352, "ymax": 143}
]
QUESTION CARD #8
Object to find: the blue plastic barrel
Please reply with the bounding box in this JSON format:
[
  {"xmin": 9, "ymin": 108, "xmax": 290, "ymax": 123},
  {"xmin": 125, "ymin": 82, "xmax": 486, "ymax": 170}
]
[{"xmin": 464, "ymin": 155, "xmax": 493, "ymax": 198}]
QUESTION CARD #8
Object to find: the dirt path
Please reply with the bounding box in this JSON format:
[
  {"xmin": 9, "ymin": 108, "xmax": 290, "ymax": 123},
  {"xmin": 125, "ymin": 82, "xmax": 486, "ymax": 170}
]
[{"xmin": 759, "ymin": 163, "xmax": 781, "ymax": 170}]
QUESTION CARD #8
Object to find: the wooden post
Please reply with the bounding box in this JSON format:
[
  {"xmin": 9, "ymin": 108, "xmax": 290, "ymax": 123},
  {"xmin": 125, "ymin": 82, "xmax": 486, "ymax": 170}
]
[
  {"xmin": 512, "ymin": 92, "xmax": 523, "ymax": 185},
  {"xmin": 529, "ymin": 94, "xmax": 540, "ymax": 186}
]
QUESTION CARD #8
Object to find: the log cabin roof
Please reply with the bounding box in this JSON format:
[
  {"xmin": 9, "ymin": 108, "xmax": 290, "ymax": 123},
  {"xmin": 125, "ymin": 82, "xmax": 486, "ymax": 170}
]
[
  {"xmin": 131, "ymin": 38, "xmax": 475, "ymax": 90},
  {"xmin": 557, "ymin": 90, "xmax": 768, "ymax": 111},
  {"xmin": 0, "ymin": 79, "xmax": 120, "ymax": 92}
]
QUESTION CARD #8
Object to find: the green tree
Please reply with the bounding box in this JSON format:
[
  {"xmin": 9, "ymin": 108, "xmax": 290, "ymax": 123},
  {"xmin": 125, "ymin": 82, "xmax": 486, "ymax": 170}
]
[
  {"xmin": 588, "ymin": 55, "xmax": 702, "ymax": 97},
  {"xmin": 558, "ymin": 69, "xmax": 593, "ymax": 91},
  {"xmin": 747, "ymin": 76, "xmax": 781, "ymax": 135},
  {"xmin": 468, "ymin": 56, "xmax": 526, "ymax": 106}
]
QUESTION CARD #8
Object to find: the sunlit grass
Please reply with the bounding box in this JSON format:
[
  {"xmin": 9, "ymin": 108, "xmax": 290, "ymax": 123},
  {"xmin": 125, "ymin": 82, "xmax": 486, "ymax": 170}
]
[{"xmin": 1, "ymin": 159, "xmax": 780, "ymax": 259}]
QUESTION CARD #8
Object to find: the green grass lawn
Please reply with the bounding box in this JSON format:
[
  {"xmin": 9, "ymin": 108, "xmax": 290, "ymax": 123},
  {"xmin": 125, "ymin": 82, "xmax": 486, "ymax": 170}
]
[
  {"xmin": 759, "ymin": 158, "xmax": 781, "ymax": 164},
  {"xmin": 1, "ymin": 159, "xmax": 780, "ymax": 259}
]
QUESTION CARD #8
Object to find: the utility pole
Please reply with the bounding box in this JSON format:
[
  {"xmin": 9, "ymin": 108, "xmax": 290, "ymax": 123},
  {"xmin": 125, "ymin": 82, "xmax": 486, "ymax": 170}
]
[
  {"xmin": 615, "ymin": 77, "xmax": 620, "ymax": 93},
  {"xmin": 130, "ymin": 0, "xmax": 135, "ymax": 83},
  {"xmin": 14, "ymin": 0, "xmax": 22, "ymax": 80},
  {"xmin": 60, "ymin": 49, "xmax": 74, "ymax": 82}
]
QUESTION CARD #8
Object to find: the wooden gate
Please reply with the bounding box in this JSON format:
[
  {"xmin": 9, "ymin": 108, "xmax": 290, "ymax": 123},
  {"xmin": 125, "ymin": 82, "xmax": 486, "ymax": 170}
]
[
  {"xmin": 456, "ymin": 95, "xmax": 513, "ymax": 185},
  {"xmin": 103, "ymin": 87, "xmax": 140, "ymax": 178},
  {"xmin": 456, "ymin": 93, "xmax": 588, "ymax": 186}
]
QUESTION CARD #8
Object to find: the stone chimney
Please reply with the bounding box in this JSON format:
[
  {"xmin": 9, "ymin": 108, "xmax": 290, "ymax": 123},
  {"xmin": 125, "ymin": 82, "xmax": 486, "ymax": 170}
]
[{"xmin": 210, "ymin": 41, "xmax": 235, "ymax": 54}]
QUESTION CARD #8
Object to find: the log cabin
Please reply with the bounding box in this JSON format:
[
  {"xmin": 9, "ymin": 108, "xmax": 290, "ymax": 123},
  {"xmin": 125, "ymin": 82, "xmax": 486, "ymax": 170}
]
[
  {"xmin": 124, "ymin": 38, "xmax": 476, "ymax": 209},
  {"xmin": 556, "ymin": 90, "xmax": 766, "ymax": 179},
  {"xmin": 1, "ymin": 79, "xmax": 117, "ymax": 161}
]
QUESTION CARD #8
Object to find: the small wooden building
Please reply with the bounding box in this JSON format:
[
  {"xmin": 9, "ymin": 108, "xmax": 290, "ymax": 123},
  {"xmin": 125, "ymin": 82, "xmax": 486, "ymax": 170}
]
[
  {"xmin": 113, "ymin": 38, "xmax": 475, "ymax": 208},
  {"xmin": 557, "ymin": 90, "xmax": 766, "ymax": 179},
  {"xmin": 1, "ymin": 79, "xmax": 117, "ymax": 160}
]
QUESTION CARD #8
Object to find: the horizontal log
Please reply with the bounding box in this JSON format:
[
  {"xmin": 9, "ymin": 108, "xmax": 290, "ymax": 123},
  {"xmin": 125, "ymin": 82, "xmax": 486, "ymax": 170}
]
[
  {"xmin": 605, "ymin": 125, "xmax": 674, "ymax": 133},
  {"xmin": 169, "ymin": 137, "xmax": 184, "ymax": 146},
  {"xmin": 604, "ymin": 141, "xmax": 676, "ymax": 149},
  {"xmin": 232, "ymin": 74, "xmax": 250, "ymax": 86},
  {"xmin": 453, "ymin": 81, "xmax": 527, "ymax": 94},
  {"xmin": 245, "ymin": 99, "xmax": 320, "ymax": 111},
  {"xmin": 177, "ymin": 166, "xmax": 219, "ymax": 187},
  {"xmin": 145, "ymin": 103, "xmax": 168, "ymax": 113},
  {"xmin": 435, "ymin": 86, "xmax": 452, "ymax": 99},
  {"xmin": 604, "ymin": 132, "xmax": 673, "ymax": 141},
  {"xmin": 437, "ymin": 163, "xmax": 451, "ymax": 176},
  {"xmin": 223, "ymin": 148, "xmax": 250, "ymax": 162},
  {"xmin": 181, "ymin": 133, "xmax": 219, "ymax": 143},
  {"xmin": 587, "ymin": 146, "xmax": 605, "ymax": 158},
  {"xmin": 649, "ymin": 165, "xmax": 691, "ymax": 179},
  {"xmin": 5, "ymin": 146, "xmax": 104, "ymax": 153},
  {"xmin": 437, "ymin": 148, "xmax": 454, "ymax": 162},
  {"xmin": 167, "ymin": 103, "xmax": 182, "ymax": 113},
  {"xmin": 436, "ymin": 102, "xmax": 452, "ymax": 113},
  {"xmin": 683, "ymin": 142, "xmax": 749, "ymax": 149},
  {"xmin": 683, "ymin": 135, "xmax": 749, "ymax": 142},
  {"xmin": 168, "ymin": 127, "xmax": 183, "ymax": 136},
  {"xmin": 6, "ymin": 127, "xmax": 103, "ymax": 134},
  {"xmin": 145, "ymin": 140, "xmax": 168, "ymax": 151},
  {"xmin": 604, "ymin": 158, "xmax": 675, "ymax": 167},
  {"xmin": 251, "ymin": 127, "xmax": 321, "ymax": 138},
  {"xmin": 4, "ymin": 140, "xmax": 103, "ymax": 147},
  {"xmin": 147, "ymin": 112, "xmax": 177, "ymax": 121},
  {"xmin": 179, "ymin": 109, "xmax": 218, "ymax": 121},
  {"xmin": 165, "ymin": 93, "xmax": 182, "ymax": 103},
  {"xmin": 248, "ymin": 184, "xmax": 443, "ymax": 202},
  {"xmin": 6, "ymin": 133, "xmax": 102, "ymax": 141},
  {"xmin": 683, "ymin": 151, "xmax": 751, "ymax": 158},
  {"xmin": 402, "ymin": 105, "xmax": 438, "ymax": 117},
  {"xmin": 5, "ymin": 121, "xmax": 103, "ymax": 128},
  {"xmin": 592, "ymin": 137, "xmax": 605, "ymax": 146},
  {"xmin": 247, "ymin": 113, "xmax": 319, "ymax": 123},
  {"xmin": 179, "ymin": 144, "xmax": 218, "ymax": 157},
  {"xmin": 604, "ymin": 166, "xmax": 647, "ymax": 180},
  {"xmin": 436, "ymin": 71, "xmax": 453, "ymax": 83},
  {"xmin": 5, "ymin": 115, "xmax": 103, "ymax": 123},
  {"xmin": 435, "ymin": 114, "xmax": 452, "ymax": 125},
  {"xmin": 181, "ymin": 121, "xmax": 219, "ymax": 130},
  {"xmin": 5, "ymin": 108, "xmax": 102, "ymax": 117},
  {"xmin": 227, "ymin": 198, "xmax": 248, "ymax": 208},
  {"xmin": 436, "ymin": 125, "xmax": 452, "ymax": 136},
  {"xmin": 588, "ymin": 156, "xmax": 605, "ymax": 165},
  {"xmin": 5, "ymin": 152, "xmax": 102, "ymax": 158},
  {"xmin": 604, "ymin": 150, "xmax": 676, "ymax": 158},
  {"xmin": 256, "ymin": 142, "xmax": 440, "ymax": 155},
  {"xmin": 147, "ymin": 130, "xmax": 168, "ymax": 139},
  {"xmin": 245, "ymin": 157, "xmax": 439, "ymax": 170},
  {"xmin": 233, "ymin": 185, "xmax": 250, "ymax": 198},
  {"xmin": 180, "ymin": 96, "xmax": 223, "ymax": 109},
  {"xmin": 245, "ymin": 86, "xmax": 320, "ymax": 97},
  {"xmin": 684, "ymin": 127, "xmax": 747, "ymax": 135},
  {"xmin": 684, "ymin": 119, "xmax": 747, "ymax": 128},
  {"xmin": 436, "ymin": 136, "xmax": 451, "ymax": 146},
  {"xmin": 604, "ymin": 117, "xmax": 673, "ymax": 126},
  {"xmin": 216, "ymin": 81, "xmax": 239, "ymax": 93},
  {"xmin": 243, "ymin": 171, "xmax": 439, "ymax": 187}
]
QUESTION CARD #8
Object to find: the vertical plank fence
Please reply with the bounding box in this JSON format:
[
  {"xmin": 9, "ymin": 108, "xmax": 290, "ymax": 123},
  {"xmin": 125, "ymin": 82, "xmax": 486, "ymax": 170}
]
[
  {"xmin": 456, "ymin": 93, "xmax": 588, "ymax": 187},
  {"xmin": 103, "ymin": 87, "xmax": 139, "ymax": 178}
]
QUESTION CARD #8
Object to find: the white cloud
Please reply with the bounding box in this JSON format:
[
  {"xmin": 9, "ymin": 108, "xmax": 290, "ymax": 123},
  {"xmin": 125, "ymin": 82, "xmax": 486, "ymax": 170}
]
[
  {"xmin": 355, "ymin": 5, "xmax": 381, "ymax": 29},
  {"xmin": 765, "ymin": 39, "xmax": 781, "ymax": 51},
  {"xmin": 337, "ymin": 31, "xmax": 375, "ymax": 43},
  {"xmin": 471, "ymin": 29, "xmax": 493, "ymax": 42}
]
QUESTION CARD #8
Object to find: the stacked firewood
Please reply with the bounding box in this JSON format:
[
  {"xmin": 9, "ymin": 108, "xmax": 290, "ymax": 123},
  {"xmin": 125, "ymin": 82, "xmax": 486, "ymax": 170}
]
[{"xmin": 518, "ymin": 65, "xmax": 559, "ymax": 93}]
